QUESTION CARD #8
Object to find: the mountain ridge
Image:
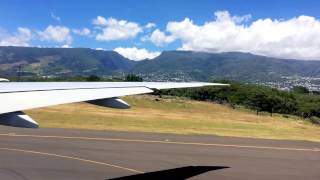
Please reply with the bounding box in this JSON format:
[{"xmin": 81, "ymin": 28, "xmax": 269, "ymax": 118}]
[
  {"xmin": 132, "ymin": 50, "xmax": 320, "ymax": 82},
  {"xmin": 1, "ymin": 46, "xmax": 320, "ymax": 83}
]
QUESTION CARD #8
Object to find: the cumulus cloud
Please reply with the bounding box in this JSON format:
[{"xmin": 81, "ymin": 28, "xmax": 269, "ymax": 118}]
[
  {"xmin": 0, "ymin": 27, "xmax": 32, "ymax": 46},
  {"xmin": 114, "ymin": 47, "xmax": 160, "ymax": 61},
  {"xmin": 92, "ymin": 16, "xmax": 108, "ymax": 26},
  {"xmin": 214, "ymin": 11, "xmax": 251, "ymax": 24},
  {"xmin": 61, "ymin": 44, "xmax": 71, "ymax": 48},
  {"xmin": 93, "ymin": 16, "xmax": 142, "ymax": 41},
  {"xmin": 152, "ymin": 10, "xmax": 320, "ymax": 60},
  {"xmin": 72, "ymin": 28, "xmax": 91, "ymax": 36},
  {"xmin": 38, "ymin": 25, "xmax": 72, "ymax": 44},
  {"xmin": 147, "ymin": 29, "xmax": 176, "ymax": 46}
]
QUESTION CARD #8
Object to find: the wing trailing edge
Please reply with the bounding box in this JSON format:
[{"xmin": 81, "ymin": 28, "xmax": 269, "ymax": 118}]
[
  {"xmin": 0, "ymin": 87, "xmax": 153, "ymax": 114},
  {"xmin": 0, "ymin": 82, "xmax": 228, "ymax": 128}
]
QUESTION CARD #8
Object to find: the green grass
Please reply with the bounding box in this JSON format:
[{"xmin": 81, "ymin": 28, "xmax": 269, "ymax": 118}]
[{"xmin": 26, "ymin": 95, "xmax": 320, "ymax": 142}]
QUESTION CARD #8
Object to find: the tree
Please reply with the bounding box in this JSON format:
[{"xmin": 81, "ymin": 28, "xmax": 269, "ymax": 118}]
[
  {"xmin": 247, "ymin": 92, "xmax": 270, "ymax": 115},
  {"xmin": 86, "ymin": 75, "xmax": 101, "ymax": 81},
  {"xmin": 292, "ymin": 86, "xmax": 309, "ymax": 94},
  {"xmin": 125, "ymin": 74, "xmax": 143, "ymax": 82},
  {"xmin": 156, "ymin": 81, "xmax": 320, "ymax": 121}
]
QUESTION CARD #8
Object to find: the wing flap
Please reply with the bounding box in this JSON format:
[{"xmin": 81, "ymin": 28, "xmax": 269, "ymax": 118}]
[
  {"xmin": 0, "ymin": 111, "xmax": 39, "ymax": 128},
  {"xmin": 87, "ymin": 98, "xmax": 130, "ymax": 109}
]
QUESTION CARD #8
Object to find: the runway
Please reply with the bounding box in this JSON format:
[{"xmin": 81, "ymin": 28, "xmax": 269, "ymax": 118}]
[{"xmin": 0, "ymin": 126, "xmax": 319, "ymax": 180}]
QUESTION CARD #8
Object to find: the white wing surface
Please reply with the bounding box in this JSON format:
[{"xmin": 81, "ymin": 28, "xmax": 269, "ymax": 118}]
[{"xmin": 0, "ymin": 82, "xmax": 227, "ymax": 128}]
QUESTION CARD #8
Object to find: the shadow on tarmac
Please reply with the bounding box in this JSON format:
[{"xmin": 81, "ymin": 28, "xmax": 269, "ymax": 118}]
[{"xmin": 108, "ymin": 166, "xmax": 229, "ymax": 180}]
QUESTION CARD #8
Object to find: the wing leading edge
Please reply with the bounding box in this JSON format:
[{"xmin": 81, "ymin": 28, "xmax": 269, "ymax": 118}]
[{"xmin": 0, "ymin": 82, "xmax": 228, "ymax": 128}]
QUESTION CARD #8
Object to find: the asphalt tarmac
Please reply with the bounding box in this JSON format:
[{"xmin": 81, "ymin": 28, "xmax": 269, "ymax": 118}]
[{"xmin": 0, "ymin": 126, "xmax": 319, "ymax": 180}]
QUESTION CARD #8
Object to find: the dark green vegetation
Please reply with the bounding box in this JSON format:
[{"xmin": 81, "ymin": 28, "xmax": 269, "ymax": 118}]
[
  {"xmin": 156, "ymin": 81, "xmax": 320, "ymax": 124},
  {"xmin": 10, "ymin": 74, "xmax": 142, "ymax": 82},
  {"xmin": 8, "ymin": 75, "xmax": 121, "ymax": 82},
  {"xmin": 125, "ymin": 74, "xmax": 143, "ymax": 82},
  {"xmin": 1, "ymin": 47, "xmax": 320, "ymax": 82}
]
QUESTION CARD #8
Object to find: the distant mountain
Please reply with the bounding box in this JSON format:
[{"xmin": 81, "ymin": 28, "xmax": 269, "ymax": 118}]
[
  {"xmin": 131, "ymin": 51, "xmax": 320, "ymax": 82},
  {"xmin": 1, "ymin": 47, "xmax": 320, "ymax": 83},
  {"xmin": 0, "ymin": 46, "xmax": 135, "ymax": 77}
]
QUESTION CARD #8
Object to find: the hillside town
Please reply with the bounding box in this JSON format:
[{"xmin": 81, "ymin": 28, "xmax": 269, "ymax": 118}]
[{"xmin": 258, "ymin": 76, "xmax": 320, "ymax": 92}]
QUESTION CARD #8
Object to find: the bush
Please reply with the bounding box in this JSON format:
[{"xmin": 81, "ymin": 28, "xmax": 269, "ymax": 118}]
[
  {"xmin": 292, "ymin": 86, "xmax": 309, "ymax": 94},
  {"xmin": 86, "ymin": 75, "xmax": 101, "ymax": 81},
  {"xmin": 125, "ymin": 74, "xmax": 143, "ymax": 82},
  {"xmin": 310, "ymin": 116, "xmax": 320, "ymax": 124}
]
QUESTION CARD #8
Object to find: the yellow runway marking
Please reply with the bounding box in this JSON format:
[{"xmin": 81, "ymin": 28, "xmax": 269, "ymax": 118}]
[
  {"xmin": 0, "ymin": 133, "xmax": 319, "ymax": 152},
  {"xmin": 0, "ymin": 147, "xmax": 144, "ymax": 174}
]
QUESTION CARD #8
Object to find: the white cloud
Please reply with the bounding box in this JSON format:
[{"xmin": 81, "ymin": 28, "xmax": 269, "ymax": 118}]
[
  {"xmin": 50, "ymin": 12, "xmax": 61, "ymax": 22},
  {"xmin": 147, "ymin": 29, "xmax": 175, "ymax": 46},
  {"xmin": 0, "ymin": 27, "xmax": 32, "ymax": 46},
  {"xmin": 152, "ymin": 10, "xmax": 320, "ymax": 60},
  {"xmin": 93, "ymin": 16, "xmax": 142, "ymax": 41},
  {"xmin": 145, "ymin": 23, "xmax": 156, "ymax": 29},
  {"xmin": 61, "ymin": 44, "xmax": 71, "ymax": 48},
  {"xmin": 38, "ymin": 25, "xmax": 72, "ymax": 44},
  {"xmin": 92, "ymin": 16, "xmax": 108, "ymax": 26},
  {"xmin": 95, "ymin": 47, "xmax": 107, "ymax": 51},
  {"xmin": 114, "ymin": 47, "xmax": 160, "ymax": 61},
  {"xmin": 72, "ymin": 28, "xmax": 91, "ymax": 36},
  {"xmin": 214, "ymin": 11, "xmax": 251, "ymax": 24}
]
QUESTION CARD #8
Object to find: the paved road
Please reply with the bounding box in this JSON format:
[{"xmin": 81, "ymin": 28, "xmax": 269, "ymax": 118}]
[{"xmin": 0, "ymin": 126, "xmax": 319, "ymax": 180}]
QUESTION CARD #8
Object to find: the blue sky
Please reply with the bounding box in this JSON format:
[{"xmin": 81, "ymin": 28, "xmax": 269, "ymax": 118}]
[{"xmin": 1, "ymin": 0, "xmax": 320, "ymax": 60}]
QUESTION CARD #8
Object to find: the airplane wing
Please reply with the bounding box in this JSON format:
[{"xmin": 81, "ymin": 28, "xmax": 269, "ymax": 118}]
[{"xmin": 0, "ymin": 82, "xmax": 228, "ymax": 128}]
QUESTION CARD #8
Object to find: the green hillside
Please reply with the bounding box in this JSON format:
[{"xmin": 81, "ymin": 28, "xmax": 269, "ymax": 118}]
[
  {"xmin": 0, "ymin": 46, "xmax": 136, "ymax": 77},
  {"xmin": 132, "ymin": 51, "xmax": 320, "ymax": 82}
]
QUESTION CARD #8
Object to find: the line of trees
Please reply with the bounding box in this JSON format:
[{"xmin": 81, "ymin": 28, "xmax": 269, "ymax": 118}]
[
  {"xmin": 9, "ymin": 74, "xmax": 143, "ymax": 82},
  {"xmin": 155, "ymin": 81, "xmax": 320, "ymax": 124}
]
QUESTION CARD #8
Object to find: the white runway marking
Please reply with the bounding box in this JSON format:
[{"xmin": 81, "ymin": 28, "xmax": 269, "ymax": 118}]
[
  {"xmin": 1, "ymin": 133, "xmax": 319, "ymax": 152},
  {"xmin": 0, "ymin": 147, "xmax": 144, "ymax": 174}
]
